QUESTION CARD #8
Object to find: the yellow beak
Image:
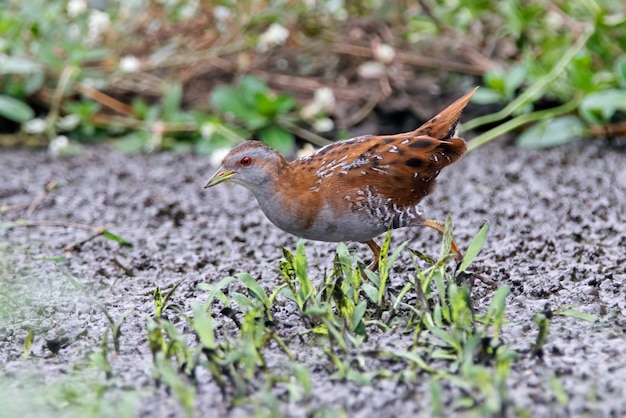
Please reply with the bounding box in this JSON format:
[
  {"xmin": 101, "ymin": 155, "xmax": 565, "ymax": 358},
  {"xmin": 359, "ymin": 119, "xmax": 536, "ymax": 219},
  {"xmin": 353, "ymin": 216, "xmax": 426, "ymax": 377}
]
[{"xmin": 204, "ymin": 168, "xmax": 235, "ymax": 188}]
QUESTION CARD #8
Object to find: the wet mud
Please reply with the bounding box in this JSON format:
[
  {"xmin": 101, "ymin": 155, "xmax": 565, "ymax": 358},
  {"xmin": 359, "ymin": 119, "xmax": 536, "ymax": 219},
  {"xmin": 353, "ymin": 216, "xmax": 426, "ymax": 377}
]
[{"xmin": 0, "ymin": 138, "xmax": 624, "ymax": 417}]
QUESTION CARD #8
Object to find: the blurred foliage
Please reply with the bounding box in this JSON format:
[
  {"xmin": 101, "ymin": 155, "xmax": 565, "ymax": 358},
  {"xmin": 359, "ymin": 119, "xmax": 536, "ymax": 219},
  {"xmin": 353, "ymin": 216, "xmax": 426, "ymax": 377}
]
[{"xmin": 0, "ymin": 0, "xmax": 625, "ymax": 152}]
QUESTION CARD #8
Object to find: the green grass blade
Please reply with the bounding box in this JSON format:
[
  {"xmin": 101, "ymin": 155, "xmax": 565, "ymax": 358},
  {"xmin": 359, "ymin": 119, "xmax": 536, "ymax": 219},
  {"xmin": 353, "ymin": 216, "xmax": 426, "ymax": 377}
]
[
  {"xmin": 198, "ymin": 275, "xmax": 236, "ymax": 308},
  {"xmin": 458, "ymin": 221, "xmax": 490, "ymax": 272},
  {"xmin": 377, "ymin": 229, "xmax": 393, "ymax": 305},
  {"xmin": 102, "ymin": 229, "xmax": 132, "ymax": 246},
  {"xmin": 556, "ymin": 309, "xmax": 598, "ymax": 322},
  {"xmin": 23, "ymin": 330, "xmax": 34, "ymax": 359},
  {"xmin": 192, "ymin": 304, "xmax": 216, "ymax": 349},
  {"xmin": 439, "ymin": 217, "xmax": 453, "ymax": 261},
  {"xmin": 295, "ymin": 240, "xmax": 314, "ymax": 302},
  {"xmin": 237, "ymin": 273, "xmax": 270, "ymax": 312}
]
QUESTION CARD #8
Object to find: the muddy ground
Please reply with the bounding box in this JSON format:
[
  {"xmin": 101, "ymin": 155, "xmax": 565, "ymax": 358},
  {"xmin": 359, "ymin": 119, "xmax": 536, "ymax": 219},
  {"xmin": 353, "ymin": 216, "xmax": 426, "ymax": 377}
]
[{"xmin": 0, "ymin": 135, "xmax": 625, "ymax": 417}]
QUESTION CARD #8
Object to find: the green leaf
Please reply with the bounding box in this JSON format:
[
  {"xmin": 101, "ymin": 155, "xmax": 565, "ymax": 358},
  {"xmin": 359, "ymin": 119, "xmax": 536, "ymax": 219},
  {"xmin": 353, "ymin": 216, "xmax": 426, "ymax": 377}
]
[
  {"xmin": 362, "ymin": 282, "xmax": 378, "ymax": 304},
  {"xmin": 485, "ymin": 285, "xmax": 510, "ymax": 341},
  {"xmin": 351, "ymin": 300, "xmax": 367, "ymax": 332},
  {"xmin": 504, "ymin": 65, "xmax": 526, "ymax": 97},
  {"xmin": 556, "ymin": 309, "xmax": 598, "ymax": 322},
  {"xmin": 192, "ymin": 304, "xmax": 216, "ymax": 349},
  {"xmin": 162, "ymin": 81, "xmax": 182, "ymax": 121},
  {"xmin": 240, "ymin": 76, "xmax": 269, "ymax": 96},
  {"xmin": 210, "ymin": 86, "xmax": 249, "ymax": 118},
  {"xmin": 430, "ymin": 380, "xmax": 443, "ymax": 416},
  {"xmin": 89, "ymin": 352, "xmax": 111, "ymax": 374},
  {"xmin": 470, "ymin": 88, "xmax": 504, "ymax": 105},
  {"xmin": 0, "ymin": 95, "xmax": 34, "ymax": 122},
  {"xmin": 458, "ymin": 221, "xmax": 489, "ymax": 272},
  {"xmin": 23, "ymin": 330, "xmax": 34, "ymax": 359},
  {"xmin": 259, "ymin": 124, "xmax": 295, "ymax": 153},
  {"xmin": 484, "ymin": 70, "xmax": 506, "ymax": 94},
  {"xmin": 550, "ymin": 377, "xmax": 569, "ymax": 406},
  {"xmin": 58, "ymin": 267, "xmax": 85, "ymax": 291},
  {"xmin": 439, "ymin": 216, "xmax": 453, "ymax": 261},
  {"xmin": 569, "ymin": 52, "xmax": 595, "ymax": 92},
  {"xmin": 115, "ymin": 132, "xmax": 148, "ymax": 154},
  {"xmin": 231, "ymin": 291, "xmax": 255, "ymax": 311},
  {"xmin": 0, "ymin": 56, "xmax": 43, "ymax": 74},
  {"xmin": 197, "ymin": 276, "xmax": 235, "ymax": 308},
  {"xmin": 237, "ymin": 273, "xmax": 271, "ymax": 312},
  {"xmin": 274, "ymin": 94, "xmax": 297, "ymax": 114},
  {"xmin": 102, "ymin": 229, "xmax": 132, "ymax": 246},
  {"xmin": 516, "ymin": 116, "xmax": 585, "ymax": 149},
  {"xmin": 580, "ymin": 89, "xmax": 626, "ymax": 124},
  {"xmin": 31, "ymin": 256, "xmax": 65, "ymax": 263},
  {"xmin": 616, "ymin": 56, "xmax": 626, "ymax": 88},
  {"xmin": 290, "ymin": 363, "xmax": 312, "ymax": 399},
  {"xmin": 346, "ymin": 369, "xmax": 379, "ymax": 385},
  {"xmin": 279, "ymin": 286, "xmax": 297, "ymax": 303},
  {"xmin": 255, "ymin": 93, "xmax": 279, "ymax": 117},
  {"xmin": 153, "ymin": 287, "xmax": 164, "ymax": 317}
]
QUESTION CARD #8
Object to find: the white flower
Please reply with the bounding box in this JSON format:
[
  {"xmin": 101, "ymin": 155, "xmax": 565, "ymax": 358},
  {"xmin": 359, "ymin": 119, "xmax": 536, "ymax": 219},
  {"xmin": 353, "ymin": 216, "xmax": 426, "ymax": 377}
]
[
  {"xmin": 314, "ymin": 87, "xmax": 335, "ymax": 110},
  {"xmin": 258, "ymin": 23, "xmax": 289, "ymax": 52},
  {"xmin": 81, "ymin": 77, "xmax": 107, "ymax": 89},
  {"xmin": 179, "ymin": 0, "xmax": 198, "ymax": 20},
  {"xmin": 213, "ymin": 6, "xmax": 232, "ymax": 32},
  {"xmin": 56, "ymin": 114, "xmax": 80, "ymax": 131},
  {"xmin": 357, "ymin": 61, "xmax": 386, "ymax": 79},
  {"xmin": 210, "ymin": 147, "xmax": 231, "ymax": 167},
  {"xmin": 67, "ymin": 0, "xmax": 87, "ymax": 18},
  {"xmin": 300, "ymin": 87, "xmax": 336, "ymax": 120},
  {"xmin": 214, "ymin": 6, "xmax": 231, "ymax": 22},
  {"xmin": 56, "ymin": 113, "xmax": 80, "ymax": 131},
  {"xmin": 119, "ymin": 55, "xmax": 141, "ymax": 73},
  {"xmin": 23, "ymin": 118, "xmax": 48, "ymax": 134},
  {"xmin": 373, "ymin": 43, "xmax": 395, "ymax": 64},
  {"xmin": 313, "ymin": 117, "xmax": 334, "ymax": 132},
  {"xmin": 49, "ymin": 135, "xmax": 69, "ymax": 156},
  {"xmin": 87, "ymin": 10, "xmax": 110, "ymax": 45},
  {"xmin": 296, "ymin": 143, "xmax": 316, "ymax": 159},
  {"xmin": 200, "ymin": 122, "xmax": 217, "ymax": 139}
]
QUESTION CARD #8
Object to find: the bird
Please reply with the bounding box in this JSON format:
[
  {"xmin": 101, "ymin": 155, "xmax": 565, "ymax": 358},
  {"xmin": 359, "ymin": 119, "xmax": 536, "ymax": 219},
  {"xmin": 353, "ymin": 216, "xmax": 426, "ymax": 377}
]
[{"xmin": 205, "ymin": 88, "xmax": 477, "ymax": 270}]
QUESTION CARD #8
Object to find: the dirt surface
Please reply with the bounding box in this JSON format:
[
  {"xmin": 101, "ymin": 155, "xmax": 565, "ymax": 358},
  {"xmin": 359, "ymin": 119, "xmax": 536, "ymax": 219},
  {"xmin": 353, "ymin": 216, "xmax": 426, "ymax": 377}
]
[{"xmin": 1, "ymin": 136, "xmax": 625, "ymax": 417}]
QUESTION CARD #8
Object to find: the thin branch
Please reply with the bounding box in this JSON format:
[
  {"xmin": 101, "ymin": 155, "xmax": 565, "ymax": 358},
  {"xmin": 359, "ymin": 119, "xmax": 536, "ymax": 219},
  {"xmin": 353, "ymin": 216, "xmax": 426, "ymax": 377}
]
[
  {"xmin": 278, "ymin": 120, "xmax": 333, "ymax": 147},
  {"xmin": 343, "ymin": 91, "xmax": 383, "ymax": 128},
  {"xmin": 25, "ymin": 181, "xmax": 59, "ymax": 218},
  {"xmin": 76, "ymin": 83, "xmax": 135, "ymax": 116},
  {"xmin": 332, "ymin": 43, "xmax": 487, "ymax": 75},
  {"xmin": 47, "ymin": 66, "xmax": 75, "ymax": 133},
  {"xmin": 64, "ymin": 230, "xmax": 105, "ymax": 252},
  {"xmin": 14, "ymin": 219, "xmax": 103, "ymax": 232}
]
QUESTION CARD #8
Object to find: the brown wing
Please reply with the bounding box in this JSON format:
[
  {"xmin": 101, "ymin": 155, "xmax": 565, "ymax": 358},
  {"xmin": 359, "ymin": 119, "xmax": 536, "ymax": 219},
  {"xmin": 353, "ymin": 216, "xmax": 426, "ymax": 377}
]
[{"xmin": 290, "ymin": 88, "xmax": 476, "ymax": 211}]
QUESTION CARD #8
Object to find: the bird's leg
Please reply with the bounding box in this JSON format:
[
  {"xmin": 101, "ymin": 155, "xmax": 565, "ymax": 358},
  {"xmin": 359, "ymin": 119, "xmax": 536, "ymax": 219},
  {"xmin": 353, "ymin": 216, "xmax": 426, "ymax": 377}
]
[
  {"xmin": 364, "ymin": 240, "xmax": 381, "ymax": 272},
  {"xmin": 422, "ymin": 219, "xmax": 463, "ymax": 263}
]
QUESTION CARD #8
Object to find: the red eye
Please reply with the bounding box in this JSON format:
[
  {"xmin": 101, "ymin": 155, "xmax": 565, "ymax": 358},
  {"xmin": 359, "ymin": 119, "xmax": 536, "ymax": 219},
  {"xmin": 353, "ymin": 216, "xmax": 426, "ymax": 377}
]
[{"xmin": 240, "ymin": 156, "xmax": 252, "ymax": 166}]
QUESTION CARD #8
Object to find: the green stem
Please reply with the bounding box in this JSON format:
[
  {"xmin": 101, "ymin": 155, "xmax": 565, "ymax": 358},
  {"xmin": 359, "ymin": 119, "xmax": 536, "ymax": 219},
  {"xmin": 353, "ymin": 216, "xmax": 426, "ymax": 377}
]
[
  {"xmin": 462, "ymin": 25, "xmax": 594, "ymax": 135},
  {"xmin": 467, "ymin": 95, "xmax": 582, "ymax": 152}
]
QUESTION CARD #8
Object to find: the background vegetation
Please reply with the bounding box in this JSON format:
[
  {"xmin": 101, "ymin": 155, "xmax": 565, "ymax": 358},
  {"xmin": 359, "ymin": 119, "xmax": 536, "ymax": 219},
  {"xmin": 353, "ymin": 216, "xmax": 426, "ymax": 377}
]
[{"xmin": 1, "ymin": 0, "xmax": 625, "ymax": 154}]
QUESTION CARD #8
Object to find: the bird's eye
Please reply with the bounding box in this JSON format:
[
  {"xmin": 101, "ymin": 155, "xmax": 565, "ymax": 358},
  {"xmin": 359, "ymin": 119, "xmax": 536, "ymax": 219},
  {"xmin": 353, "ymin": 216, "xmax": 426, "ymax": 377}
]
[{"xmin": 240, "ymin": 156, "xmax": 252, "ymax": 166}]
